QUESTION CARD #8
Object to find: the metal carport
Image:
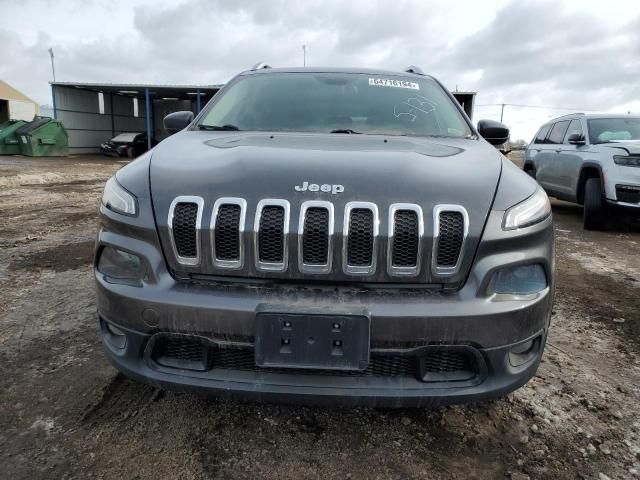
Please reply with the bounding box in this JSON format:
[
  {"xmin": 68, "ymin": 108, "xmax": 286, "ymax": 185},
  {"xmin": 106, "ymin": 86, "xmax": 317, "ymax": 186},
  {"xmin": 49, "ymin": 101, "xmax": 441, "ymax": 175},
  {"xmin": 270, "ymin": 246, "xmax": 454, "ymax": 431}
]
[{"xmin": 49, "ymin": 82, "xmax": 222, "ymax": 153}]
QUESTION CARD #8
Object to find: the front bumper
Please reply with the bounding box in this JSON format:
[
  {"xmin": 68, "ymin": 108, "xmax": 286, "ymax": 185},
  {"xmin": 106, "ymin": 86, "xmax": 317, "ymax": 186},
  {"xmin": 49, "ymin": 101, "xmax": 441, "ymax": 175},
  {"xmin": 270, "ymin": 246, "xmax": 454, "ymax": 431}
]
[{"xmin": 95, "ymin": 199, "xmax": 554, "ymax": 407}]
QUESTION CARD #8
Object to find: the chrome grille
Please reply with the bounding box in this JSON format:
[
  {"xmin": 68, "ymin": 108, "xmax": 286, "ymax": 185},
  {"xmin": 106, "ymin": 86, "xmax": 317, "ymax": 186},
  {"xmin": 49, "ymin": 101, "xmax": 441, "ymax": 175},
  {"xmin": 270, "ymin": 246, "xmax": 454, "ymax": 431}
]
[
  {"xmin": 254, "ymin": 199, "xmax": 290, "ymax": 272},
  {"xmin": 432, "ymin": 205, "xmax": 468, "ymax": 276},
  {"xmin": 436, "ymin": 212, "xmax": 464, "ymax": 266},
  {"xmin": 167, "ymin": 197, "xmax": 467, "ymax": 280},
  {"xmin": 343, "ymin": 202, "xmax": 378, "ymax": 275},
  {"xmin": 258, "ymin": 206, "xmax": 286, "ymax": 262},
  {"xmin": 298, "ymin": 201, "xmax": 334, "ymax": 274},
  {"xmin": 168, "ymin": 196, "xmax": 203, "ymax": 266},
  {"xmin": 387, "ymin": 204, "xmax": 424, "ymax": 276}
]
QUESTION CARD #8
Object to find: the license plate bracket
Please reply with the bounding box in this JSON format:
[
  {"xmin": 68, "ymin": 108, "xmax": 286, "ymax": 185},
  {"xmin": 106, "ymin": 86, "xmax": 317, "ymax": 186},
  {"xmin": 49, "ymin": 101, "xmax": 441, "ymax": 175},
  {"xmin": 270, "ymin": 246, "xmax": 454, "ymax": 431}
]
[{"xmin": 255, "ymin": 313, "xmax": 370, "ymax": 371}]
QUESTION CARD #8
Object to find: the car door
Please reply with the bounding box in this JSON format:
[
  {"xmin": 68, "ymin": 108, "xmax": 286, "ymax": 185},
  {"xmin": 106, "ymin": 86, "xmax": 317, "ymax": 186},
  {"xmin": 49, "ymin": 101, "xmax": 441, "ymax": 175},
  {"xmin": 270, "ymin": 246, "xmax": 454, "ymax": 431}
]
[
  {"xmin": 526, "ymin": 124, "xmax": 551, "ymax": 184},
  {"xmin": 555, "ymin": 119, "xmax": 586, "ymax": 200},
  {"xmin": 539, "ymin": 120, "xmax": 570, "ymax": 196},
  {"xmin": 532, "ymin": 123, "xmax": 561, "ymax": 191}
]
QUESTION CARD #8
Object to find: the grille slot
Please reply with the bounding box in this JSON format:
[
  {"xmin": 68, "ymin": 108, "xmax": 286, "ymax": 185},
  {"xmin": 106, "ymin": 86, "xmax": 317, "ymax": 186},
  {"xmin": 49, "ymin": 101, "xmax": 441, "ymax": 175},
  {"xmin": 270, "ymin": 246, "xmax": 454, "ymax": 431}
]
[
  {"xmin": 255, "ymin": 200, "xmax": 290, "ymax": 272},
  {"xmin": 170, "ymin": 197, "xmax": 203, "ymax": 265},
  {"xmin": 303, "ymin": 208, "xmax": 329, "ymax": 264},
  {"xmin": 211, "ymin": 198, "xmax": 246, "ymax": 269},
  {"xmin": 437, "ymin": 211, "xmax": 464, "ymax": 267},
  {"xmin": 299, "ymin": 201, "xmax": 334, "ymax": 273},
  {"xmin": 388, "ymin": 204, "xmax": 423, "ymax": 276},
  {"xmin": 214, "ymin": 205, "xmax": 241, "ymax": 259},
  {"xmin": 433, "ymin": 206, "xmax": 467, "ymax": 275},
  {"xmin": 259, "ymin": 206, "xmax": 285, "ymax": 262},
  {"xmin": 392, "ymin": 211, "xmax": 419, "ymax": 266},
  {"xmin": 348, "ymin": 209, "xmax": 374, "ymax": 266}
]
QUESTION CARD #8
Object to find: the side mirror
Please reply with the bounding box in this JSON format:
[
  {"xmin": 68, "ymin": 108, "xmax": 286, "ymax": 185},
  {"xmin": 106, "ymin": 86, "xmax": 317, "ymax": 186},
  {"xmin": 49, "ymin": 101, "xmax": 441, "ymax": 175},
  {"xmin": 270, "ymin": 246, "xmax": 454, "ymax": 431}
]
[
  {"xmin": 163, "ymin": 111, "xmax": 194, "ymax": 135},
  {"xmin": 567, "ymin": 133, "xmax": 585, "ymax": 145},
  {"xmin": 477, "ymin": 119, "xmax": 510, "ymax": 146}
]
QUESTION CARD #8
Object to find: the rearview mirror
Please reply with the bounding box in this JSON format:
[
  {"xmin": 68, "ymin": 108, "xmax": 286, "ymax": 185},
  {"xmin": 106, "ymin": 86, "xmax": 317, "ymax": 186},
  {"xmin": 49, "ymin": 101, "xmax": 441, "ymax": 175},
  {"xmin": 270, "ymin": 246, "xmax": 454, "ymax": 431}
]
[
  {"xmin": 567, "ymin": 133, "xmax": 585, "ymax": 145},
  {"xmin": 164, "ymin": 111, "xmax": 194, "ymax": 135},
  {"xmin": 477, "ymin": 119, "xmax": 510, "ymax": 146}
]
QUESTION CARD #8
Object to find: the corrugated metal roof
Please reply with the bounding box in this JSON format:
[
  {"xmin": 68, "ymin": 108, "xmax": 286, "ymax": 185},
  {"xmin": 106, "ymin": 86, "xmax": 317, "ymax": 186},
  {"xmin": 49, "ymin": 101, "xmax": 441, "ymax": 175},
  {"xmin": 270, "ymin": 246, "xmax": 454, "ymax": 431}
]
[
  {"xmin": 51, "ymin": 81, "xmax": 223, "ymax": 89},
  {"xmin": 49, "ymin": 82, "xmax": 223, "ymax": 94}
]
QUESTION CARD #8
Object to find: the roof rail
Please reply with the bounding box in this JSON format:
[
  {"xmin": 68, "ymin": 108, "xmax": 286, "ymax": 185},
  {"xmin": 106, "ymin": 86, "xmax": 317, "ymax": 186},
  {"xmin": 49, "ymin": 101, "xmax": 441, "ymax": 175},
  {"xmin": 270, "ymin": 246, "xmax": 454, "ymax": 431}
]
[
  {"xmin": 251, "ymin": 62, "xmax": 272, "ymax": 70},
  {"xmin": 553, "ymin": 112, "xmax": 585, "ymax": 121},
  {"xmin": 405, "ymin": 65, "xmax": 425, "ymax": 75}
]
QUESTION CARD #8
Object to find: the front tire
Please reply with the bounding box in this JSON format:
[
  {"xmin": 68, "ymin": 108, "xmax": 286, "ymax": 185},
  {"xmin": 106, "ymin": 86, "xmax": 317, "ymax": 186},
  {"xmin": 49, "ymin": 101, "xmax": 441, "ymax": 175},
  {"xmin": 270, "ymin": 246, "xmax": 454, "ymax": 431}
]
[{"xmin": 583, "ymin": 177, "xmax": 605, "ymax": 230}]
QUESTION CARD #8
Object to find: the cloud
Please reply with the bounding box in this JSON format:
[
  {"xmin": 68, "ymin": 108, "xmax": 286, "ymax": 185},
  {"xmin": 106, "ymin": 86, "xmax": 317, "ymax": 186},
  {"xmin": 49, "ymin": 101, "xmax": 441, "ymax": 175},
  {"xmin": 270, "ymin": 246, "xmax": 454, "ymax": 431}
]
[{"xmin": 1, "ymin": 0, "xmax": 639, "ymax": 140}]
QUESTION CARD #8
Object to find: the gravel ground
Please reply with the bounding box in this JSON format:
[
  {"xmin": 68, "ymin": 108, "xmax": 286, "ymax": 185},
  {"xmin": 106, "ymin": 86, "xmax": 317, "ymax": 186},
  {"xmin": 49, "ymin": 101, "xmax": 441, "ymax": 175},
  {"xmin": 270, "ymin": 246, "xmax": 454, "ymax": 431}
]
[{"xmin": 0, "ymin": 153, "xmax": 639, "ymax": 480}]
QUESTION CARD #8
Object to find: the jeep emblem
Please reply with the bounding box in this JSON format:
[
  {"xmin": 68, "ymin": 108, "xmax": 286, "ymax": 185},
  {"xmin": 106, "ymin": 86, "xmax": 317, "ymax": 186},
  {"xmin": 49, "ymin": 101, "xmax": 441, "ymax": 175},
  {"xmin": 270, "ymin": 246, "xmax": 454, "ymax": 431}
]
[{"xmin": 295, "ymin": 181, "xmax": 344, "ymax": 194}]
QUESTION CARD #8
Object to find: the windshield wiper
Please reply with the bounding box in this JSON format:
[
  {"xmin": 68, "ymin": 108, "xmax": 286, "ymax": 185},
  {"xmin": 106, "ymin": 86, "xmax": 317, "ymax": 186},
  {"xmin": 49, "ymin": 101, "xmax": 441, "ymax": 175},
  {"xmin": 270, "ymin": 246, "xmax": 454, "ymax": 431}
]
[
  {"xmin": 198, "ymin": 124, "xmax": 241, "ymax": 131},
  {"xmin": 329, "ymin": 129, "xmax": 361, "ymax": 134}
]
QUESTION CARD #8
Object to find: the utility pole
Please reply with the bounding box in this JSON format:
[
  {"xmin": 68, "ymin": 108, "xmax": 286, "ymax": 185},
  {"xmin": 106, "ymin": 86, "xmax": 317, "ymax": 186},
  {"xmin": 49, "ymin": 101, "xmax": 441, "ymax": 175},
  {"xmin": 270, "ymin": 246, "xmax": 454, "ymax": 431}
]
[
  {"xmin": 302, "ymin": 44, "xmax": 307, "ymax": 67},
  {"xmin": 500, "ymin": 103, "xmax": 505, "ymax": 123},
  {"xmin": 48, "ymin": 47, "xmax": 56, "ymax": 82}
]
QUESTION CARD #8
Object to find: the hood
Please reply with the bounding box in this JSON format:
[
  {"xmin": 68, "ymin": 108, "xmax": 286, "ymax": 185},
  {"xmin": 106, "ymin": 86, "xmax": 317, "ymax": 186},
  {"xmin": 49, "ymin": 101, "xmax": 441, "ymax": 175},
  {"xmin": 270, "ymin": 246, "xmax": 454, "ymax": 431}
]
[
  {"xmin": 150, "ymin": 131, "xmax": 503, "ymax": 284},
  {"xmin": 599, "ymin": 140, "xmax": 640, "ymax": 155}
]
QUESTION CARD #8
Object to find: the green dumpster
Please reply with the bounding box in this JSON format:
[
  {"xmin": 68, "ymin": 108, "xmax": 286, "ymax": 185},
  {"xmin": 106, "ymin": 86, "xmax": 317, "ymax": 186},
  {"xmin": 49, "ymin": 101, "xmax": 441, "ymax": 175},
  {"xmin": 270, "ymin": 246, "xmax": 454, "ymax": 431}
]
[
  {"xmin": 16, "ymin": 117, "xmax": 69, "ymax": 157},
  {"xmin": 0, "ymin": 119, "xmax": 27, "ymax": 155}
]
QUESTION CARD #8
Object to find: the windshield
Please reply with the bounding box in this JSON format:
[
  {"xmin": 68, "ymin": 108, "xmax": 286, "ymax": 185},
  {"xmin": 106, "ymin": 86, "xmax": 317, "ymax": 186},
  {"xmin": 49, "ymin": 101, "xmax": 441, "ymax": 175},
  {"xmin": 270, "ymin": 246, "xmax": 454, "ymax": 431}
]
[
  {"xmin": 587, "ymin": 117, "xmax": 640, "ymax": 144},
  {"xmin": 198, "ymin": 72, "xmax": 472, "ymax": 138}
]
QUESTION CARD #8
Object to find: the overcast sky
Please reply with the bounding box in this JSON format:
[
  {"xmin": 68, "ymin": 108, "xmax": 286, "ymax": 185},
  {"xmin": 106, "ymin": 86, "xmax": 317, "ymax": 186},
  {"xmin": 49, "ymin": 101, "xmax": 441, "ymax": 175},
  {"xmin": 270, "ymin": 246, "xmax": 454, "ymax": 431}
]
[{"xmin": 1, "ymin": 0, "xmax": 639, "ymax": 140}]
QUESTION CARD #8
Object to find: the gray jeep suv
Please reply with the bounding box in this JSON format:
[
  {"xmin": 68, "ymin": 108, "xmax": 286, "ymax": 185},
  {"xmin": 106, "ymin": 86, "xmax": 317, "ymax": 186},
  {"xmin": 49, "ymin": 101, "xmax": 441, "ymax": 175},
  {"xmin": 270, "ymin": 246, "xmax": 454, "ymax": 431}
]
[
  {"xmin": 95, "ymin": 66, "xmax": 554, "ymax": 407},
  {"xmin": 524, "ymin": 113, "xmax": 640, "ymax": 229}
]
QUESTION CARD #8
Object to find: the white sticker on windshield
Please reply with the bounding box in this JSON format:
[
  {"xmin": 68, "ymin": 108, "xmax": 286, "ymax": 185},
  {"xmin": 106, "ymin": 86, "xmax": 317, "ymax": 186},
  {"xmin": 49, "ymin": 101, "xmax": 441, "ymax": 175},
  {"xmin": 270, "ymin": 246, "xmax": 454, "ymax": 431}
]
[{"xmin": 369, "ymin": 78, "xmax": 420, "ymax": 90}]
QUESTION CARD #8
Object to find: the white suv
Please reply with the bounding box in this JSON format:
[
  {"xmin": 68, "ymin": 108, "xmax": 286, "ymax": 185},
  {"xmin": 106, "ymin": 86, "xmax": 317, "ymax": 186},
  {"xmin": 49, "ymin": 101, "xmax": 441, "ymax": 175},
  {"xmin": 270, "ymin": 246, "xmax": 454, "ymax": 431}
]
[{"xmin": 524, "ymin": 114, "xmax": 640, "ymax": 229}]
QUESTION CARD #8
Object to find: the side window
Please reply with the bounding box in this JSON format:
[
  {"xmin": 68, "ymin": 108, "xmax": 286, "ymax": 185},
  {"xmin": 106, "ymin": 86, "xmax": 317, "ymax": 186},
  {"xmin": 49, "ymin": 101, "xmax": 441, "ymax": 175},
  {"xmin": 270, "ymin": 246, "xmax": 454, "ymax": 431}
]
[
  {"xmin": 563, "ymin": 119, "xmax": 583, "ymax": 143},
  {"xmin": 547, "ymin": 121, "xmax": 570, "ymax": 144},
  {"xmin": 534, "ymin": 125, "xmax": 550, "ymax": 144}
]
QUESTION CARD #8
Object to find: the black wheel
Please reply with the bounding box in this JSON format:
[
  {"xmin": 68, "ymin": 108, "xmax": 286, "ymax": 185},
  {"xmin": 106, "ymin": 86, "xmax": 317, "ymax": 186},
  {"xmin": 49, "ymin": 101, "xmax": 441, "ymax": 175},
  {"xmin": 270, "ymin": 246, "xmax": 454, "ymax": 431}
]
[
  {"xmin": 126, "ymin": 146, "xmax": 135, "ymax": 158},
  {"xmin": 583, "ymin": 177, "xmax": 605, "ymax": 230}
]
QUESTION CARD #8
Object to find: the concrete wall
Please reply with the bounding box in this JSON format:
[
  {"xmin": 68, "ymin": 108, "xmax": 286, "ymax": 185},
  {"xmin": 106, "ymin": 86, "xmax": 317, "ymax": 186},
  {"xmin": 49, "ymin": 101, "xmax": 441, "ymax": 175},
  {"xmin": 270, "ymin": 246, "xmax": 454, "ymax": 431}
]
[{"xmin": 54, "ymin": 86, "xmax": 146, "ymax": 154}]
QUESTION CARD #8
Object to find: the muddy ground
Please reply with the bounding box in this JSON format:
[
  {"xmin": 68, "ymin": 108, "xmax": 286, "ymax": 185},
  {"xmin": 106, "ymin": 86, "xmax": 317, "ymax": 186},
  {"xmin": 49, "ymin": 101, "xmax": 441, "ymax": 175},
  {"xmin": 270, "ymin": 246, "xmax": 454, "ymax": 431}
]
[{"xmin": 0, "ymin": 153, "xmax": 639, "ymax": 480}]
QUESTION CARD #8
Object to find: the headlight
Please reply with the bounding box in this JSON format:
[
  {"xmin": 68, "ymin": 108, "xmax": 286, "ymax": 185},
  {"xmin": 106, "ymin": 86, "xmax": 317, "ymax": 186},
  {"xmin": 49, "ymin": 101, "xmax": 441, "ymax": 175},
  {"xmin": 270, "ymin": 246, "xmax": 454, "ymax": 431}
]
[
  {"xmin": 502, "ymin": 188, "xmax": 551, "ymax": 230},
  {"xmin": 613, "ymin": 155, "xmax": 640, "ymax": 167},
  {"xmin": 102, "ymin": 176, "xmax": 137, "ymax": 216}
]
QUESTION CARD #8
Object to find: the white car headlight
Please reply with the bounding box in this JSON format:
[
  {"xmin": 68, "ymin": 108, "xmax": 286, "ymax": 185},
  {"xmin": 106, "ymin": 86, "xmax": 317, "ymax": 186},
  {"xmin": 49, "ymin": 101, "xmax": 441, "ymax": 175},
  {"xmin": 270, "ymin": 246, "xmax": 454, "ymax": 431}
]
[
  {"xmin": 503, "ymin": 187, "xmax": 551, "ymax": 230},
  {"xmin": 102, "ymin": 176, "xmax": 137, "ymax": 216}
]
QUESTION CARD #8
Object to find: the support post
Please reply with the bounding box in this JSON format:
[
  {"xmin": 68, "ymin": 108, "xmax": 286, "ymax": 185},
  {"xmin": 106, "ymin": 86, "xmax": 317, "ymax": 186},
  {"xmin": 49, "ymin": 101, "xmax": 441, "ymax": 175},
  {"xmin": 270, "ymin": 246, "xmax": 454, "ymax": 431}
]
[
  {"xmin": 196, "ymin": 89, "xmax": 201, "ymax": 114},
  {"xmin": 145, "ymin": 88, "xmax": 152, "ymax": 150},
  {"xmin": 51, "ymin": 84, "xmax": 57, "ymax": 119},
  {"xmin": 110, "ymin": 93, "xmax": 115, "ymax": 137}
]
